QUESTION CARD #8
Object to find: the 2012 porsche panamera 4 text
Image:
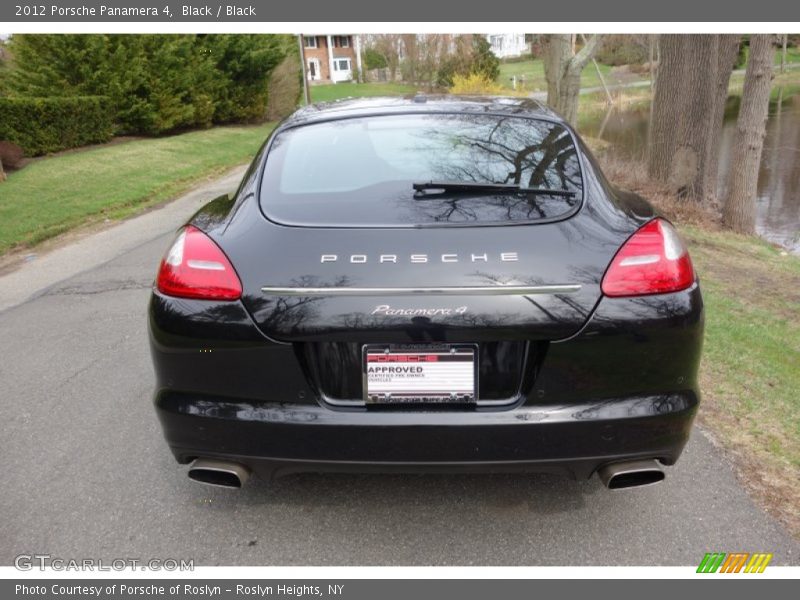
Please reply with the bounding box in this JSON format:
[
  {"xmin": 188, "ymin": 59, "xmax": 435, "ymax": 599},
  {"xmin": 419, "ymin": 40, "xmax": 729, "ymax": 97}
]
[{"xmin": 148, "ymin": 96, "xmax": 704, "ymax": 489}]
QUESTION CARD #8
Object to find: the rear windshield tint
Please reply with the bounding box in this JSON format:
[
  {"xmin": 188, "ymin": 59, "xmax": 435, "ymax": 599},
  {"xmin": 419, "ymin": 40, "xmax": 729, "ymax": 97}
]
[{"xmin": 260, "ymin": 113, "xmax": 583, "ymax": 227}]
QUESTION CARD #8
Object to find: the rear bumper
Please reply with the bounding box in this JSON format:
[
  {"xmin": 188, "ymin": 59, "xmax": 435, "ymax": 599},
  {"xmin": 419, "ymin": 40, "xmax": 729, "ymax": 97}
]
[
  {"xmin": 155, "ymin": 389, "xmax": 698, "ymax": 480},
  {"xmin": 150, "ymin": 281, "xmax": 704, "ymax": 481}
]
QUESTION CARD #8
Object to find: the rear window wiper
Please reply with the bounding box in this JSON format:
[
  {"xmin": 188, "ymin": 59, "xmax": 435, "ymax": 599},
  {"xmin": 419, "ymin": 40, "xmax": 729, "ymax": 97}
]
[{"xmin": 412, "ymin": 181, "xmax": 576, "ymax": 198}]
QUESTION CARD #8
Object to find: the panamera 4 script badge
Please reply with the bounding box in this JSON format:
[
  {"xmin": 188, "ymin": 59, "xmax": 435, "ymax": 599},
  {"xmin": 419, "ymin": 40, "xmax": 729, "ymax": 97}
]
[{"xmin": 371, "ymin": 305, "xmax": 468, "ymax": 317}]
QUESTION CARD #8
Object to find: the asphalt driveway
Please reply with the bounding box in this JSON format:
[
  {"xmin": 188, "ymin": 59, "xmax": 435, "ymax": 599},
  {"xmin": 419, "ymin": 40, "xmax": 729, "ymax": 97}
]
[{"xmin": 0, "ymin": 169, "xmax": 797, "ymax": 566}]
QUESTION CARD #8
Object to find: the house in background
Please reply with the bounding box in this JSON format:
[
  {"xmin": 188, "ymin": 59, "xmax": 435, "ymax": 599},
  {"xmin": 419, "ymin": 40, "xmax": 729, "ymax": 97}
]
[
  {"xmin": 486, "ymin": 34, "xmax": 529, "ymax": 59},
  {"xmin": 302, "ymin": 34, "xmax": 363, "ymax": 83}
]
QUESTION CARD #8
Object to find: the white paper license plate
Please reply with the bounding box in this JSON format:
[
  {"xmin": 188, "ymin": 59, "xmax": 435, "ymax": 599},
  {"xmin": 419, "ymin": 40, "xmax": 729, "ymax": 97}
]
[{"xmin": 363, "ymin": 345, "xmax": 477, "ymax": 404}]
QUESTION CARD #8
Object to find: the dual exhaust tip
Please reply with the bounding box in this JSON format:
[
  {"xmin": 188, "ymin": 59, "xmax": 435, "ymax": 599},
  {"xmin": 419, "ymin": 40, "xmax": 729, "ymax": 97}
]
[
  {"xmin": 187, "ymin": 457, "xmax": 665, "ymax": 490},
  {"xmin": 597, "ymin": 459, "xmax": 665, "ymax": 490},
  {"xmin": 188, "ymin": 458, "xmax": 250, "ymax": 489}
]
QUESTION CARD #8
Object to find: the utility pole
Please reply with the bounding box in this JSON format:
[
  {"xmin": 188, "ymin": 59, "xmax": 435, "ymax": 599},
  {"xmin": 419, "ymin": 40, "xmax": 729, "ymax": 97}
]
[
  {"xmin": 355, "ymin": 34, "xmax": 364, "ymax": 83},
  {"xmin": 298, "ymin": 34, "xmax": 311, "ymax": 105}
]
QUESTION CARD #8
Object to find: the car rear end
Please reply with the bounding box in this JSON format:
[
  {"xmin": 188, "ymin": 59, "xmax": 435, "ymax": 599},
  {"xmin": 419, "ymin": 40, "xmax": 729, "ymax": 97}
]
[{"xmin": 148, "ymin": 98, "xmax": 703, "ymax": 489}]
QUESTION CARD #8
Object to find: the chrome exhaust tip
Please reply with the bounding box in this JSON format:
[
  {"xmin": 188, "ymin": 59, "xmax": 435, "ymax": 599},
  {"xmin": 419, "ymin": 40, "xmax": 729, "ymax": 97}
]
[
  {"xmin": 597, "ymin": 459, "xmax": 665, "ymax": 490},
  {"xmin": 188, "ymin": 459, "xmax": 250, "ymax": 489}
]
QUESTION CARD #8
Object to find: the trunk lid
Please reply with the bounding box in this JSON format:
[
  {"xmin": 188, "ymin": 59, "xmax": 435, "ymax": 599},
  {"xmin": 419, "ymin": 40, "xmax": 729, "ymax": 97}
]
[{"xmin": 232, "ymin": 220, "xmax": 609, "ymax": 343}]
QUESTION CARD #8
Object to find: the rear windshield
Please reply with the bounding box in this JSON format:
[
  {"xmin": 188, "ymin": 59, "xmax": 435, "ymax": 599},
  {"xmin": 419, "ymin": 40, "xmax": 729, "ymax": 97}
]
[{"xmin": 260, "ymin": 113, "xmax": 583, "ymax": 227}]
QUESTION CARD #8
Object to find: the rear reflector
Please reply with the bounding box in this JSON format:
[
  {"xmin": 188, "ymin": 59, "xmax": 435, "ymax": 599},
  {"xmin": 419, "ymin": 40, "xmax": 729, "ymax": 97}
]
[
  {"xmin": 601, "ymin": 218, "xmax": 695, "ymax": 297},
  {"xmin": 156, "ymin": 226, "xmax": 242, "ymax": 300}
]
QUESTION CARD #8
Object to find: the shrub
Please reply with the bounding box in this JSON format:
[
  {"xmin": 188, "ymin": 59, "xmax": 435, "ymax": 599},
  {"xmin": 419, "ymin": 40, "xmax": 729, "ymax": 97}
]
[
  {"xmin": 0, "ymin": 46, "xmax": 9, "ymax": 97},
  {"xmin": 596, "ymin": 35, "xmax": 648, "ymax": 66},
  {"xmin": 266, "ymin": 54, "xmax": 302, "ymax": 121},
  {"xmin": 0, "ymin": 140, "xmax": 24, "ymax": 168},
  {"xmin": 449, "ymin": 73, "xmax": 505, "ymax": 96},
  {"xmin": 0, "ymin": 140, "xmax": 23, "ymax": 182},
  {"xmin": 7, "ymin": 34, "xmax": 293, "ymax": 134},
  {"xmin": 202, "ymin": 34, "xmax": 291, "ymax": 124},
  {"xmin": 0, "ymin": 96, "xmax": 113, "ymax": 155},
  {"xmin": 364, "ymin": 47, "xmax": 388, "ymax": 70},
  {"xmin": 471, "ymin": 36, "xmax": 500, "ymax": 81},
  {"xmin": 437, "ymin": 35, "xmax": 501, "ymax": 87},
  {"xmin": 437, "ymin": 53, "xmax": 472, "ymax": 87}
]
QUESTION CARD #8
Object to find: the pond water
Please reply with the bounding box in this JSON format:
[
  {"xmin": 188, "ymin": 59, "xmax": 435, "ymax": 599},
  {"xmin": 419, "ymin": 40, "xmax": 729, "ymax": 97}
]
[{"xmin": 579, "ymin": 87, "xmax": 800, "ymax": 254}]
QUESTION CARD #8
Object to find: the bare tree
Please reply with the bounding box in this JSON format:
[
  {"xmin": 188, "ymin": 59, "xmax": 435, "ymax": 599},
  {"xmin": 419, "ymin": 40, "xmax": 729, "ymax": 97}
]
[
  {"xmin": 370, "ymin": 34, "xmax": 403, "ymax": 81},
  {"xmin": 648, "ymin": 35, "xmax": 739, "ymax": 203},
  {"xmin": 704, "ymin": 35, "xmax": 741, "ymax": 198},
  {"xmin": 645, "ymin": 34, "xmax": 659, "ymax": 154},
  {"xmin": 723, "ymin": 35, "xmax": 776, "ymax": 233},
  {"xmin": 396, "ymin": 34, "xmax": 475, "ymax": 89},
  {"xmin": 780, "ymin": 34, "xmax": 788, "ymax": 74},
  {"xmin": 666, "ymin": 35, "xmax": 718, "ymax": 200},
  {"xmin": 647, "ymin": 34, "xmax": 658, "ymax": 92},
  {"xmin": 647, "ymin": 35, "xmax": 687, "ymax": 181},
  {"xmin": 400, "ymin": 34, "xmax": 451, "ymax": 88},
  {"xmin": 541, "ymin": 34, "xmax": 601, "ymax": 125}
]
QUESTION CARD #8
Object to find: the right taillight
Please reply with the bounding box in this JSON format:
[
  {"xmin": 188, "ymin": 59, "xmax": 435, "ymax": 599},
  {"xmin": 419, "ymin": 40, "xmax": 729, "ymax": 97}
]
[{"xmin": 601, "ymin": 218, "xmax": 695, "ymax": 297}]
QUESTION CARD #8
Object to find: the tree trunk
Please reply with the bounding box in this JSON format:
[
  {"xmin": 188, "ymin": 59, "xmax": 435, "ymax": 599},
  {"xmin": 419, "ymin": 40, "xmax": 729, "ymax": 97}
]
[
  {"xmin": 704, "ymin": 35, "xmax": 741, "ymax": 200},
  {"xmin": 298, "ymin": 35, "xmax": 310, "ymax": 106},
  {"xmin": 666, "ymin": 36, "xmax": 720, "ymax": 201},
  {"xmin": 781, "ymin": 34, "xmax": 788, "ymax": 73},
  {"xmin": 645, "ymin": 35, "xmax": 658, "ymax": 155},
  {"xmin": 543, "ymin": 35, "xmax": 572, "ymax": 112},
  {"xmin": 647, "ymin": 35, "xmax": 687, "ymax": 181},
  {"xmin": 648, "ymin": 34, "xmax": 656, "ymax": 93},
  {"xmin": 542, "ymin": 34, "xmax": 600, "ymax": 126},
  {"xmin": 648, "ymin": 35, "xmax": 732, "ymax": 203},
  {"xmin": 0, "ymin": 158, "xmax": 6, "ymax": 183},
  {"xmin": 722, "ymin": 35, "xmax": 775, "ymax": 234}
]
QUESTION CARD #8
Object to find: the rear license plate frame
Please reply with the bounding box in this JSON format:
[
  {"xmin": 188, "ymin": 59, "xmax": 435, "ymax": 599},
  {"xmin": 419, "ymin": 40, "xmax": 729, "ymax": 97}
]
[{"xmin": 362, "ymin": 343, "xmax": 479, "ymax": 404}]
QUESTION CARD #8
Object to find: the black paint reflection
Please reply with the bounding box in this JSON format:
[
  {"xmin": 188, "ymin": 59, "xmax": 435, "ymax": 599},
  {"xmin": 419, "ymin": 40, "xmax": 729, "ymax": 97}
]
[{"xmin": 261, "ymin": 114, "xmax": 583, "ymax": 226}]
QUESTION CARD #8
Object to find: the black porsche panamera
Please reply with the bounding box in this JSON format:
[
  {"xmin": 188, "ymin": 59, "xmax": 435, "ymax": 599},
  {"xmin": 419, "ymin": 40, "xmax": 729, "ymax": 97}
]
[{"xmin": 148, "ymin": 96, "xmax": 704, "ymax": 490}]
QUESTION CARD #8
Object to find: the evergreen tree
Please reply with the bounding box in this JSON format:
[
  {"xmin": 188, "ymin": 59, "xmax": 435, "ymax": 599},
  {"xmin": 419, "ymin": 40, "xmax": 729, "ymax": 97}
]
[
  {"xmin": 7, "ymin": 34, "xmax": 291, "ymax": 135},
  {"xmin": 200, "ymin": 34, "xmax": 291, "ymax": 123},
  {"xmin": 470, "ymin": 36, "xmax": 500, "ymax": 82}
]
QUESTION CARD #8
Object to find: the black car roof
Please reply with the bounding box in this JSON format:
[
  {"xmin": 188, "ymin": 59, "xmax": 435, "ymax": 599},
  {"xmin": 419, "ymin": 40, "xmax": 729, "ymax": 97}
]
[{"xmin": 279, "ymin": 94, "xmax": 565, "ymax": 129}]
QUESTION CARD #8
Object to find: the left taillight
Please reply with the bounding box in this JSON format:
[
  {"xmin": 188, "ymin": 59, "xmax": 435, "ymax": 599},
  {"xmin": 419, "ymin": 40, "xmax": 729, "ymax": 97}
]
[{"xmin": 156, "ymin": 225, "xmax": 242, "ymax": 301}]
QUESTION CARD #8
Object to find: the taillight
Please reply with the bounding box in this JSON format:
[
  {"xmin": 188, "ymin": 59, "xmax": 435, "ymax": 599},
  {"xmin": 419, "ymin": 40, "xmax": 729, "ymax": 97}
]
[
  {"xmin": 601, "ymin": 218, "xmax": 695, "ymax": 297},
  {"xmin": 156, "ymin": 226, "xmax": 242, "ymax": 300}
]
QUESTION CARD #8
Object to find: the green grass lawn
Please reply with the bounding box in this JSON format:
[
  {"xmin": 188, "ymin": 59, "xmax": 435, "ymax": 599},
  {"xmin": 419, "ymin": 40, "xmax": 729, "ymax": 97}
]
[
  {"xmin": 682, "ymin": 225, "xmax": 800, "ymax": 531},
  {"xmin": 305, "ymin": 62, "xmax": 648, "ymax": 101},
  {"xmin": 309, "ymin": 82, "xmax": 418, "ymax": 103},
  {"xmin": 774, "ymin": 44, "xmax": 800, "ymax": 66},
  {"xmin": 497, "ymin": 58, "xmax": 647, "ymax": 92},
  {"xmin": 498, "ymin": 46, "xmax": 800, "ymax": 94},
  {"xmin": 0, "ymin": 123, "xmax": 275, "ymax": 253},
  {"xmin": 683, "ymin": 227, "xmax": 800, "ymax": 463}
]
